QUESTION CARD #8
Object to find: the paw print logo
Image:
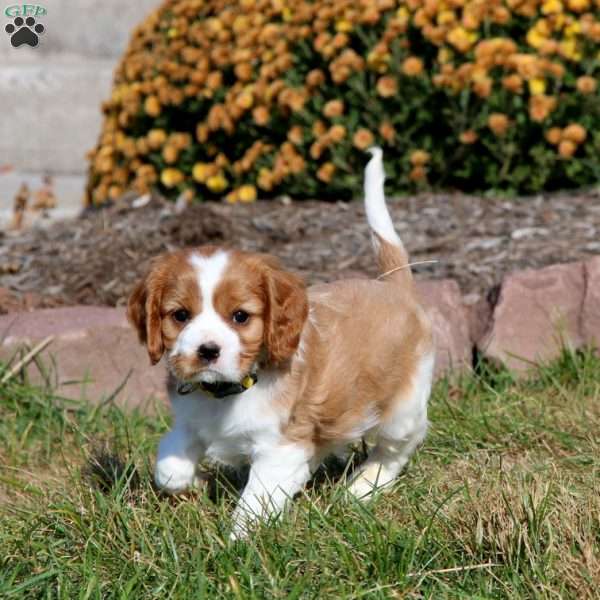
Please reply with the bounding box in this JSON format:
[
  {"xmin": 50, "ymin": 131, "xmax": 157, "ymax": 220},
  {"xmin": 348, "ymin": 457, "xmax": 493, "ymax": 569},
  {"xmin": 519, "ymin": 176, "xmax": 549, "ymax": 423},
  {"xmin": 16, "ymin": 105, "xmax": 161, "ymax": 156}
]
[{"xmin": 5, "ymin": 16, "xmax": 45, "ymax": 48}]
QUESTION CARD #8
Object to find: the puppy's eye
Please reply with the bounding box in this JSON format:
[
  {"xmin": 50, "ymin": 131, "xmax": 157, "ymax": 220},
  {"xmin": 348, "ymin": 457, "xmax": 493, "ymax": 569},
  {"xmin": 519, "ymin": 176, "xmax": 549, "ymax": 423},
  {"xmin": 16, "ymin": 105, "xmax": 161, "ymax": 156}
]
[
  {"xmin": 172, "ymin": 309, "xmax": 190, "ymax": 323},
  {"xmin": 232, "ymin": 310, "xmax": 250, "ymax": 324}
]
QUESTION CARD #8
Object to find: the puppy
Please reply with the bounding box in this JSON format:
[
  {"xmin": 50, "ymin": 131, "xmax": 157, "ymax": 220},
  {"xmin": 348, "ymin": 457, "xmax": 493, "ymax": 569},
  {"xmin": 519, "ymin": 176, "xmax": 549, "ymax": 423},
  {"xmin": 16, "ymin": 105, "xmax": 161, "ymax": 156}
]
[{"xmin": 127, "ymin": 148, "xmax": 434, "ymax": 537}]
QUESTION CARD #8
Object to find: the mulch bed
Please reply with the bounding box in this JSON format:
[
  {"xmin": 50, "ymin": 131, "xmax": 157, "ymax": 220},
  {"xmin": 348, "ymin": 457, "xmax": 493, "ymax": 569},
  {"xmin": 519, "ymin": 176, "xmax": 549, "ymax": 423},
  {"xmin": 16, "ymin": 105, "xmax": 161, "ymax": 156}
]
[{"xmin": 1, "ymin": 190, "xmax": 599, "ymax": 313}]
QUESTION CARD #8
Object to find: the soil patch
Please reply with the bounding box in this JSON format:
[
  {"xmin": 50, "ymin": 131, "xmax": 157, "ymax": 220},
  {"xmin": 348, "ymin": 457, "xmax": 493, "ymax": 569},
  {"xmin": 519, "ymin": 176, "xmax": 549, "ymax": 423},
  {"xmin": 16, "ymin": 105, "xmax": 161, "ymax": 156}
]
[{"xmin": 1, "ymin": 190, "xmax": 599, "ymax": 312}]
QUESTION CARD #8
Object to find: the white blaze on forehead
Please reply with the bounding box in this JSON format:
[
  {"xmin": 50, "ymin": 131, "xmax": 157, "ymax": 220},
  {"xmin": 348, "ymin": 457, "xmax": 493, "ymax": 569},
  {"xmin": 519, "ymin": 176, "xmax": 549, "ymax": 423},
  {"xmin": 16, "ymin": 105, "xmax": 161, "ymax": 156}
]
[
  {"xmin": 171, "ymin": 250, "xmax": 242, "ymax": 382},
  {"xmin": 189, "ymin": 250, "xmax": 230, "ymax": 298}
]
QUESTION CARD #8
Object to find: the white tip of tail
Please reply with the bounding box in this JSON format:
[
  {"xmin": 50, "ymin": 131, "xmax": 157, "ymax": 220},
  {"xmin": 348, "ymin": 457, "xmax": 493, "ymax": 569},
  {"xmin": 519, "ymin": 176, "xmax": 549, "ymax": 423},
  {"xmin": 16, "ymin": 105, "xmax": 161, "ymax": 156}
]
[{"xmin": 364, "ymin": 147, "xmax": 400, "ymax": 246}]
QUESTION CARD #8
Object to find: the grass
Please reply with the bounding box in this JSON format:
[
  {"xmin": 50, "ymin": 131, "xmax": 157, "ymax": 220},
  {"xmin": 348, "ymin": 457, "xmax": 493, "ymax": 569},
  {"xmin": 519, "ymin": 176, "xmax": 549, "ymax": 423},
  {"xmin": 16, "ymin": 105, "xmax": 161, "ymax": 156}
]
[{"xmin": 1, "ymin": 350, "xmax": 599, "ymax": 599}]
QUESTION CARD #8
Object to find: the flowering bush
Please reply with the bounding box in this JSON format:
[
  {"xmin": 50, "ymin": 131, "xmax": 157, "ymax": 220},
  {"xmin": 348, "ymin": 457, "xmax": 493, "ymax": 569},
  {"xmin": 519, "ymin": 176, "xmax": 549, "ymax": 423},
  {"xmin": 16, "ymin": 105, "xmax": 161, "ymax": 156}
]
[{"xmin": 87, "ymin": 0, "xmax": 600, "ymax": 204}]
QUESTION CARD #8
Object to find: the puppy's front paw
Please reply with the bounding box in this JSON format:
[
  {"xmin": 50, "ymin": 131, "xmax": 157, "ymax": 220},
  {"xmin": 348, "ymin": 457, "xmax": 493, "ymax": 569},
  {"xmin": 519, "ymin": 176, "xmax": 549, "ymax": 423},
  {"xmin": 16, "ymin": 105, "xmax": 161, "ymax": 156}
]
[
  {"xmin": 347, "ymin": 463, "xmax": 392, "ymax": 501},
  {"xmin": 154, "ymin": 456, "xmax": 197, "ymax": 494},
  {"xmin": 347, "ymin": 473, "xmax": 378, "ymax": 501}
]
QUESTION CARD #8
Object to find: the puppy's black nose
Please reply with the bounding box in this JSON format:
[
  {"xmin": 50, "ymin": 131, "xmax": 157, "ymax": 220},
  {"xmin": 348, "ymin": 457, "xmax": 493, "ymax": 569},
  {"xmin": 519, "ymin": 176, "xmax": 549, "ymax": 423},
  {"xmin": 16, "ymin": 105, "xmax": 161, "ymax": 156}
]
[{"xmin": 198, "ymin": 342, "xmax": 220, "ymax": 363}]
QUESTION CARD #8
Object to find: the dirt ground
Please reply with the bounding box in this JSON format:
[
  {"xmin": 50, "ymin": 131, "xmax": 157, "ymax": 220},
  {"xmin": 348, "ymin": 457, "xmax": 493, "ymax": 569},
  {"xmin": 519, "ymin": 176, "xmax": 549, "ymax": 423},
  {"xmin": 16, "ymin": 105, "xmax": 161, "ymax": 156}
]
[{"xmin": 1, "ymin": 189, "xmax": 599, "ymax": 313}]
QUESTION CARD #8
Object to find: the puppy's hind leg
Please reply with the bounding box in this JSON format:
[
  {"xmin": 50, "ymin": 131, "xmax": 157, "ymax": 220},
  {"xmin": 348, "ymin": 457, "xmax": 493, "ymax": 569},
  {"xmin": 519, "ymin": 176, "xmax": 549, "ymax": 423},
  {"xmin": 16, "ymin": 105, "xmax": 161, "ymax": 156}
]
[
  {"xmin": 347, "ymin": 353, "xmax": 433, "ymax": 500},
  {"xmin": 346, "ymin": 422, "xmax": 427, "ymax": 500}
]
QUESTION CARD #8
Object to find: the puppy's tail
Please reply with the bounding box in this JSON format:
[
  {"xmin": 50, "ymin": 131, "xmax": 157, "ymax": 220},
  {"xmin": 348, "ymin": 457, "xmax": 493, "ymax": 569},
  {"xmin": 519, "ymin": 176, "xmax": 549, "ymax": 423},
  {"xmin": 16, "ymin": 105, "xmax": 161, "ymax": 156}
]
[{"xmin": 364, "ymin": 147, "xmax": 412, "ymax": 287}]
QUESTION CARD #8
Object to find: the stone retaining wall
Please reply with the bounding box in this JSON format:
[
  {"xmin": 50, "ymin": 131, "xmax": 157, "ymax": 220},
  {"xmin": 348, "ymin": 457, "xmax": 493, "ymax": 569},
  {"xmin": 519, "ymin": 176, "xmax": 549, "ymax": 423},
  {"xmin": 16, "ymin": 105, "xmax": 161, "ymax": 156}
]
[{"xmin": 1, "ymin": 259, "xmax": 598, "ymax": 408}]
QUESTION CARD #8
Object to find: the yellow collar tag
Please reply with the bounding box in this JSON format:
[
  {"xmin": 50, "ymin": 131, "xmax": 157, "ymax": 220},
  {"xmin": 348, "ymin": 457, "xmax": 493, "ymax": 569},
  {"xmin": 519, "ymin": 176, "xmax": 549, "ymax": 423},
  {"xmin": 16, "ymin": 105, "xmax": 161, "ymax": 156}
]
[{"xmin": 241, "ymin": 374, "xmax": 257, "ymax": 389}]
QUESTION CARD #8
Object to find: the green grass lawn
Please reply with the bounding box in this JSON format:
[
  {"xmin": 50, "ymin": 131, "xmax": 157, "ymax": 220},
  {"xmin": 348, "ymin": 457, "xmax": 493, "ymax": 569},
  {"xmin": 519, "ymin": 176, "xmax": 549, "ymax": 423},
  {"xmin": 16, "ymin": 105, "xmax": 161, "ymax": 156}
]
[{"xmin": 1, "ymin": 351, "xmax": 599, "ymax": 599}]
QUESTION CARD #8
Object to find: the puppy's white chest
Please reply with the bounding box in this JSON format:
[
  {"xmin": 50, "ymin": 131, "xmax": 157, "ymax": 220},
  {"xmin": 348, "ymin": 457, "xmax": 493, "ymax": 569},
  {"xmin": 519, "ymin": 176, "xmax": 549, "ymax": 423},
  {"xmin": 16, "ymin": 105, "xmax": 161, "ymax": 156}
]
[{"xmin": 170, "ymin": 377, "xmax": 284, "ymax": 466}]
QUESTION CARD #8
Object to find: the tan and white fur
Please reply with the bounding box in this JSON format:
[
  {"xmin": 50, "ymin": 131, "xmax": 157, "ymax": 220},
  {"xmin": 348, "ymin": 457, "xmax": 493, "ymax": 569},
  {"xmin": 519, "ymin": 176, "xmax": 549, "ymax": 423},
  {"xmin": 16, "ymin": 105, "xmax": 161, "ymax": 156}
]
[{"xmin": 127, "ymin": 148, "xmax": 434, "ymax": 538}]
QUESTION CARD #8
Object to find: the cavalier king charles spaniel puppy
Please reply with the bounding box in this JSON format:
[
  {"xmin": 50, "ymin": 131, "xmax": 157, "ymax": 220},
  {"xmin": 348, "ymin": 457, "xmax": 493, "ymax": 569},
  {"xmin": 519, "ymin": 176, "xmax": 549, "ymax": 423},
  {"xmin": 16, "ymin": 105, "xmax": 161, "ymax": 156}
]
[{"xmin": 127, "ymin": 148, "xmax": 434, "ymax": 538}]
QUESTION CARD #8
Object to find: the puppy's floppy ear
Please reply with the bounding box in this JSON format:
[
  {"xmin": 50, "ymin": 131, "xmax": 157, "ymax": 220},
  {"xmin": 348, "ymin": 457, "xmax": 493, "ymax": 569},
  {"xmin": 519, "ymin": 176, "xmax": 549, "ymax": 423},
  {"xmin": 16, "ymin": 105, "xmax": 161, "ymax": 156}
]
[
  {"xmin": 126, "ymin": 274, "xmax": 164, "ymax": 365},
  {"xmin": 262, "ymin": 261, "xmax": 308, "ymax": 365}
]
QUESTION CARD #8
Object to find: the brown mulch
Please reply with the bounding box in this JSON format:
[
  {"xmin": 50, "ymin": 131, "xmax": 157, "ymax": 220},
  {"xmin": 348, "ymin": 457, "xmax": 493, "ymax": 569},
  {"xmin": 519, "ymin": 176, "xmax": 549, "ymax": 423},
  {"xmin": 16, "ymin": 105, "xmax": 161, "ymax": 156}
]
[{"xmin": 1, "ymin": 190, "xmax": 599, "ymax": 313}]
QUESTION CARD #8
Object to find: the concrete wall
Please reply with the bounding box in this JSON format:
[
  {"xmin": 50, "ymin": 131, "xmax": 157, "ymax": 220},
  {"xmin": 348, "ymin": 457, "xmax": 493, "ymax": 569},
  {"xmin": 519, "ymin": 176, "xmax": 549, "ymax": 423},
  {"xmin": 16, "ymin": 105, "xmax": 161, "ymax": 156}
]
[{"xmin": 0, "ymin": 1, "xmax": 160, "ymax": 175}]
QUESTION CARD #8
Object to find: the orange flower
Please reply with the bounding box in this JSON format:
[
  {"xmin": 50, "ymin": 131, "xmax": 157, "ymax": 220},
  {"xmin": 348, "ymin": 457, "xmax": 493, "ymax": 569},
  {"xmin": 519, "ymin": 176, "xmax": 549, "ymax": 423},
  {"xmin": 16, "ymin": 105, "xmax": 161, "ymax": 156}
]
[
  {"xmin": 234, "ymin": 62, "xmax": 253, "ymax": 82},
  {"xmin": 147, "ymin": 129, "xmax": 167, "ymax": 150},
  {"xmin": 288, "ymin": 126, "xmax": 304, "ymax": 145},
  {"xmin": 402, "ymin": 56, "xmax": 424, "ymax": 76},
  {"xmin": 487, "ymin": 113, "xmax": 510, "ymax": 136},
  {"xmin": 379, "ymin": 121, "xmax": 396, "ymax": 143},
  {"xmin": 545, "ymin": 127, "xmax": 562, "ymax": 145},
  {"xmin": 352, "ymin": 128, "xmax": 375, "ymax": 150},
  {"xmin": 558, "ymin": 140, "xmax": 576, "ymax": 158},
  {"xmin": 317, "ymin": 162, "xmax": 336, "ymax": 183},
  {"xmin": 257, "ymin": 168, "xmax": 274, "ymax": 191},
  {"xmin": 459, "ymin": 130, "xmax": 478, "ymax": 144},
  {"xmin": 215, "ymin": 153, "xmax": 229, "ymax": 168},
  {"xmin": 502, "ymin": 74, "xmax": 523, "ymax": 94},
  {"xmin": 473, "ymin": 78, "xmax": 493, "ymax": 98},
  {"xmin": 205, "ymin": 71, "xmax": 223, "ymax": 91},
  {"xmin": 170, "ymin": 133, "xmax": 191, "ymax": 151},
  {"xmin": 312, "ymin": 120, "xmax": 327, "ymax": 137},
  {"xmin": 108, "ymin": 185, "xmax": 123, "ymax": 201},
  {"xmin": 323, "ymin": 99, "xmax": 345, "ymax": 118},
  {"xmin": 252, "ymin": 106, "xmax": 270, "ymax": 126},
  {"xmin": 376, "ymin": 76, "xmax": 398, "ymax": 98},
  {"xmin": 492, "ymin": 6, "xmax": 510, "ymax": 24},
  {"xmin": 306, "ymin": 69, "xmax": 326, "ymax": 87},
  {"xmin": 567, "ymin": 0, "xmax": 590, "ymax": 11},
  {"xmin": 563, "ymin": 124, "xmax": 587, "ymax": 144},
  {"xmin": 144, "ymin": 95, "xmax": 161, "ymax": 117},
  {"xmin": 196, "ymin": 123, "xmax": 209, "ymax": 143},
  {"xmin": 236, "ymin": 90, "xmax": 254, "ymax": 110},
  {"xmin": 225, "ymin": 190, "xmax": 239, "ymax": 204},
  {"xmin": 410, "ymin": 150, "xmax": 430, "ymax": 166},
  {"xmin": 279, "ymin": 89, "xmax": 307, "ymax": 112},
  {"xmin": 310, "ymin": 141, "xmax": 325, "ymax": 160},
  {"xmin": 529, "ymin": 94, "xmax": 557, "ymax": 122},
  {"xmin": 328, "ymin": 125, "xmax": 346, "ymax": 143},
  {"xmin": 410, "ymin": 166, "xmax": 427, "ymax": 181},
  {"xmin": 162, "ymin": 145, "xmax": 179, "ymax": 164},
  {"xmin": 576, "ymin": 76, "xmax": 597, "ymax": 95},
  {"xmin": 331, "ymin": 33, "xmax": 349, "ymax": 50}
]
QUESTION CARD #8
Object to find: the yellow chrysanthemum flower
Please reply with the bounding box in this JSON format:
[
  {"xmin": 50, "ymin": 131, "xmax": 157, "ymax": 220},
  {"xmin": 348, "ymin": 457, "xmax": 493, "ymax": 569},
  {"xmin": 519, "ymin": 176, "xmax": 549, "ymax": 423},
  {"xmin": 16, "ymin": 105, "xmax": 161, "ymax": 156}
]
[
  {"xmin": 447, "ymin": 26, "xmax": 478, "ymax": 52},
  {"xmin": 529, "ymin": 78, "xmax": 547, "ymax": 95},
  {"xmin": 192, "ymin": 163, "xmax": 213, "ymax": 183},
  {"xmin": 526, "ymin": 28, "xmax": 546, "ymax": 49},
  {"xmin": 559, "ymin": 38, "xmax": 581, "ymax": 60},
  {"xmin": 335, "ymin": 19, "xmax": 353, "ymax": 33},
  {"xmin": 396, "ymin": 6, "xmax": 410, "ymax": 26},
  {"xmin": 206, "ymin": 174, "xmax": 228, "ymax": 193},
  {"xmin": 238, "ymin": 184, "xmax": 257, "ymax": 203},
  {"xmin": 160, "ymin": 168, "xmax": 184, "ymax": 188},
  {"xmin": 410, "ymin": 150, "xmax": 430, "ymax": 166},
  {"xmin": 541, "ymin": 0, "xmax": 563, "ymax": 14},
  {"xmin": 567, "ymin": 0, "xmax": 589, "ymax": 11}
]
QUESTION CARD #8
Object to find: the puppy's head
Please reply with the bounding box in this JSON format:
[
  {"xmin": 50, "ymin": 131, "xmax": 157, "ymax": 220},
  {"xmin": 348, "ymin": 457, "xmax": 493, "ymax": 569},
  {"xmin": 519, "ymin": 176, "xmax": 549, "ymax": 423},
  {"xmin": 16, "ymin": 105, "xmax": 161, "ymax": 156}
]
[{"xmin": 127, "ymin": 247, "xmax": 308, "ymax": 383}]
